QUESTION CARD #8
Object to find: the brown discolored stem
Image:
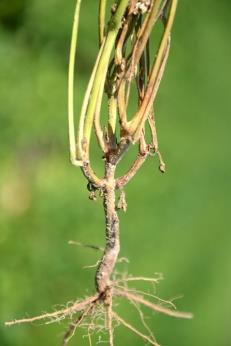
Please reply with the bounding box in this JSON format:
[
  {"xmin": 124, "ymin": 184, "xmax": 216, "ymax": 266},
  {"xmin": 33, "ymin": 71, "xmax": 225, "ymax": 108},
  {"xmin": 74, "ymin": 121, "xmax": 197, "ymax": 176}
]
[
  {"xmin": 95, "ymin": 161, "xmax": 120, "ymax": 294},
  {"xmin": 116, "ymin": 151, "xmax": 149, "ymax": 189}
]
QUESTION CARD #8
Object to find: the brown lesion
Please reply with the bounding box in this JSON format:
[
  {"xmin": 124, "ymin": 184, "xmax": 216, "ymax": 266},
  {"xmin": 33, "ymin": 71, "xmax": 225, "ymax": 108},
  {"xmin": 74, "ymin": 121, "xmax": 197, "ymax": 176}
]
[{"xmin": 95, "ymin": 162, "xmax": 120, "ymax": 294}]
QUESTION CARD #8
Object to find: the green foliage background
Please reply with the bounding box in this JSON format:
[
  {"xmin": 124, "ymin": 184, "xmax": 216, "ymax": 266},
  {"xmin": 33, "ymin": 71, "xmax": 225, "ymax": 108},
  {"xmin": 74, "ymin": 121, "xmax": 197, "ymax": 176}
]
[{"xmin": 0, "ymin": 1, "xmax": 230, "ymax": 345}]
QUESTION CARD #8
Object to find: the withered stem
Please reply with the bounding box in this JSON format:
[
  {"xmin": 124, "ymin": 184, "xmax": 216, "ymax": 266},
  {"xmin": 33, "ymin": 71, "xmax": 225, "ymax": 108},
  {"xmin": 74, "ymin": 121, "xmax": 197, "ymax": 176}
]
[{"xmin": 96, "ymin": 162, "xmax": 120, "ymax": 293}]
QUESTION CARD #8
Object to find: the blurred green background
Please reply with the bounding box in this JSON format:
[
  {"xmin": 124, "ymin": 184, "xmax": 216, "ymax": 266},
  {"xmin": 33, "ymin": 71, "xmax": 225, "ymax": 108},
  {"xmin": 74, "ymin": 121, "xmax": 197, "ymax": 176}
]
[{"xmin": 0, "ymin": 0, "xmax": 230, "ymax": 345}]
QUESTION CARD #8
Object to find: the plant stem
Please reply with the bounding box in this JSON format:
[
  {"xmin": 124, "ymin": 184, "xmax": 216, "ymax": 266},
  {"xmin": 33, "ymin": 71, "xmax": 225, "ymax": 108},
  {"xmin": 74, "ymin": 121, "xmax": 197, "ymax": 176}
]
[
  {"xmin": 96, "ymin": 162, "xmax": 120, "ymax": 294},
  {"xmin": 129, "ymin": 0, "xmax": 178, "ymax": 139},
  {"xmin": 98, "ymin": 0, "xmax": 107, "ymax": 45},
  {"xmin": 83, "ymin": 0, "xmax": 129, "ymax": 158},
  {"xmin": 68, "ymin": 0, "xmax": 82, "ymax": 165}
]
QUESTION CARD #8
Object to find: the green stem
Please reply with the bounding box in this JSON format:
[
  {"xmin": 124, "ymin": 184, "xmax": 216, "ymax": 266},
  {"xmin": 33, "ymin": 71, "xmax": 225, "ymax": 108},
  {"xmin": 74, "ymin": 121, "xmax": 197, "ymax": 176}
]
[
  {"xmin": 99, "ymin": 0, "xmax": 107, "ymax": 45},
  {"xmin": 77, "ymin": 40, "xmax": 106, "ymax": 160},
  {"xmin": 68, "ymin": 0, "xmax": 82, "ymax": 165},
  {"xmin": 82, "ymin": 0, "xmax": 129, "ymax": 159}
]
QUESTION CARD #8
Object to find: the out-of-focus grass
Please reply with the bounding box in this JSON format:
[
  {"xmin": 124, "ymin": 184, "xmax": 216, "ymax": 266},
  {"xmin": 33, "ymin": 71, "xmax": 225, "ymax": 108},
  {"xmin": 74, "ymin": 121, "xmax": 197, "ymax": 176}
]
[{"xmin": 0, "ymin": 1, "xmax": 231, "ymax": 345}]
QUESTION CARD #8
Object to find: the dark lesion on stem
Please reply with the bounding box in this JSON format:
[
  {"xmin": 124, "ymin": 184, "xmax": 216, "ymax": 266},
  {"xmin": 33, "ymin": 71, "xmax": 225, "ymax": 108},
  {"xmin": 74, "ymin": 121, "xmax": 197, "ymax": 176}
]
[{"xmin": 95, "ymin": 161, "xmax": 120, "ymax": 294}]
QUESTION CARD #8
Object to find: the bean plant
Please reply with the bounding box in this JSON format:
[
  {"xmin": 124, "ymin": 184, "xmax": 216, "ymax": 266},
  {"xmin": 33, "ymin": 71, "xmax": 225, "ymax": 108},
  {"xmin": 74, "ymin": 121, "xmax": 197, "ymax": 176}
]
[{"xmin": 6, "ymin": 1, "xmax": 192, "ymax": 345}]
